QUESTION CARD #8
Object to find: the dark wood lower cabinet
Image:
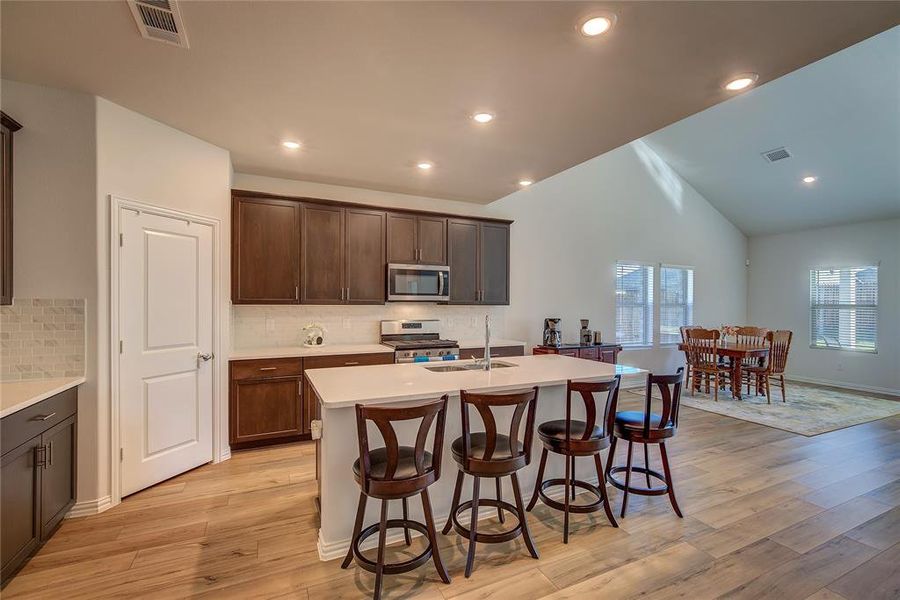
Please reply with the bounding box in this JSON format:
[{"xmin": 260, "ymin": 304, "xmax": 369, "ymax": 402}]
[
  {"xmin": 1, "ymin": 387, "xmax": 78, "ymax": 587},
  {"xmin": 532, "ymin": 344, "xmax": 622, "ymax": 364},
  {"xmin": 459, "ymin": 345, "xmax": 525, "ymax": 360},
  {"xmin": 229, "ymin": 352, "xmax": 393, "ymax": 450}
]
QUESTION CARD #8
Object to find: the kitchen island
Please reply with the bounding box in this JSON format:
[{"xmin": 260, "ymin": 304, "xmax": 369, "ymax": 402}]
[{"xmin": 305, "ymin": 354, "xmax": 646, "ymax": 561}]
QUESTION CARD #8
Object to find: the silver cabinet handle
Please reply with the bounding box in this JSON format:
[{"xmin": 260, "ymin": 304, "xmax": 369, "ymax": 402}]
[
  {"xmin": 344, "ymin": 361, "xmax": 360, "ymax": 366},
  {"xmin": 295, "ymin": 285, "xmax": 299, "ymax": 300},
  {"xmin": 259, "ymin": 366, "xmax": 277, "ymax": 371},
  {"xmin": 346, "ymin": 287, "xmax": 350, "ymax": 301},
  {"xmin": 48, "ymin": 441, "xmax": 53, "ymax": 467},
  {"xmin": 32, "ymin": 413, "xmax": 56, "ymax": 422}
]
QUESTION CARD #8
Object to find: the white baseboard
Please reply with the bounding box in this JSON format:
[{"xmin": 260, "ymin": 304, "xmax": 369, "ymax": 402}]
[
  {"xmin": 67, "ymin": 495, "xmax": 113, "ymax": 518},
  {"xmin": 217, "ymin": 446, "xmax": 232, "ymax": 463},
  {"xmin": 317, "ymin": 474, "xmax": 603, "ymax": 562},
  {"xmin": 786, "ymin": 375, "xmax": 899, "ymax": 398}
]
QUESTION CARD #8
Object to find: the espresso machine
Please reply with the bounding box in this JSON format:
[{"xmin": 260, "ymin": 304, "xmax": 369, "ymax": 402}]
[
  {"xmin": 580, "ymin": 319, "xmax": 593, "ymax": 346},
  {"xmin": 543, "ymin": 318, "xmax": 562, "ymax": 347}
]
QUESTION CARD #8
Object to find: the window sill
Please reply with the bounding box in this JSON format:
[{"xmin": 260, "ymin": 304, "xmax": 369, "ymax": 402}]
[
  {"xmin": 809, "ymin": 345, "xmax": 877, "ymax": 354},
  {"xmin": 619, "ymin": 344, "xmax": 654, "ymax": 350}
]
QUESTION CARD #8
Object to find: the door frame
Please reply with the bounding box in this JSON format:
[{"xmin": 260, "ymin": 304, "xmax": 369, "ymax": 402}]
[{"xmin": 109, "ymin": 195, "xmax": 225, "ymax": 507}]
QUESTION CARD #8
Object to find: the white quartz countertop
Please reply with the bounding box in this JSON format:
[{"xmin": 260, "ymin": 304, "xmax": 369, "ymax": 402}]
[
  {"xmin": 457, "ymin": 338, "xmax": 527, "ymax": 349},
  {"xmin": 0, "ymin": 376, "xmax": 86, "ymax": 419},
  {"xmin": 230, "ymin": 344, "xmax": 394, "ymax": 361},
  {"xmin": 305, "ymin": 354, "xmax": 646, "ymax": 409}
]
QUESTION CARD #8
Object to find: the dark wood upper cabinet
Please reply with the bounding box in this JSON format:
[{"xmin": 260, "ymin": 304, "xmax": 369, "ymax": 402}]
[
  {"xmin": 480, "ymin": 222, "xmax": 510, "ymax": 305},
  {"xmin": 345, "ymin": 208, "xmax": 386, "ymax": 304},
  {"xmin": 301, "ymin": 204, "xmax": 344, "ymax": 304},
  {"xmin": 448, "ymin": 219, "xmax": 509, "ymax": 305},
  {"xmin": 448, "ymin": 219, "xmax": 480, "ymax": 304},
  {"xmin": 386, "ymin": 212, "xmax": 447, "ymax": 265},
  {"xmin": 232, "ymin": 196, "xmax": 300, "ymax": 304},
  {"xmin": 1, "ymin": 112, "xmax": 23, "ymax": 306}
]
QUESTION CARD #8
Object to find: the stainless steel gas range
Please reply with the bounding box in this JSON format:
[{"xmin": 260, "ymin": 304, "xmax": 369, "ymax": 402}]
[{"xmin": 380, "ymin": 319, "xmax": 460, "ymax": 363}]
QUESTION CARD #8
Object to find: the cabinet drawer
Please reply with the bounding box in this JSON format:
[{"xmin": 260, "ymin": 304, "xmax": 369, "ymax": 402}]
[
  {"xmin": 303, "ymin": 352, "xmax": 393, "ymax": 370},
  {"xmin": 578, "ymin": 347, "xmax": 599, "ymax": 360},
  {"xmin": 2, "ymin": 388, "xmax": 77, "ymax": 456},
  {"xmin": 461, "ymin": 345, "xmax": 524, "ymax": 360},
  {"xmin": 230, "ymin": 358, "xmax": 303, "ymax": 381}
]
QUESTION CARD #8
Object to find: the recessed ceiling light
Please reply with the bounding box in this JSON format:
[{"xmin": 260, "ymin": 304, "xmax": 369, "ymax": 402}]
[
  {"xmin": 416, "ymin": 162, "xmax": 433, "ymax": 171},
  {"xmin": 281, "ymin": 140, "xmax": 301, "ymax": 150},
  {"xmin": 724, "ymin": 73, "xmax": 759, "ymax": 91},
  {"xmin": 580, "ymin": 16, "xmax": 614, "ymax": 37},
  {"xmin": 472, "ymin": 112, "xmax": 494, "ymax": 124},
  {"xmin": 518, "ymin": 179, "xmax": 533, "ymax": 187},
  {"xmin": 802, "ymin": 176, "xmax": 817, "ymax": 184}
]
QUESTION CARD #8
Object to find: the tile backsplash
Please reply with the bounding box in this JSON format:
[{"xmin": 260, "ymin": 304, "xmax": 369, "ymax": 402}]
[
  {"xmin": 0, "ymin": 299, "xmax": 86, "ymax": 381},
  {"xmin": 232, "ymin": 304, "xmax": 510, "ymax": 349}
]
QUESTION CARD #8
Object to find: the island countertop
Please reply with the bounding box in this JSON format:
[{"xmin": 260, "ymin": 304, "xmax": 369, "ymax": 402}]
[
  {"xmin": 0, "ymin": 376, "xmax": 86, "ymax": 418},
  {"xmin": 305, "ymin": 354, "xmax": 645, "ymax": 409}
]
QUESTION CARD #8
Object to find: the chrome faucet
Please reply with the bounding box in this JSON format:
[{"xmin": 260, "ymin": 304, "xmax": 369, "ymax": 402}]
[{"xmin": 470, "ymin": 315, "xmax": 492, "ymax": 370}]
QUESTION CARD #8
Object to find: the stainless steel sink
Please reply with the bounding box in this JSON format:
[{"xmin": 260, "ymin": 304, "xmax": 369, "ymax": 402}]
[{"xmin": 424, "ymin": 361, "xmax": 517, "ymax": 373}]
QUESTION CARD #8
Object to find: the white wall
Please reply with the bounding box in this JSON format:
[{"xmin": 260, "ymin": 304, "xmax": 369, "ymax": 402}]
[
  {"xmin": 95, "ymin": 98, "xmax": 233, "ymax": 502},
  {"xmin": 0, "ymin": 80, "xmax": 100, "ymax": 502},
  {"xmin": 748, "ymin": 219, "xmax": 900, "ymax": 395},
  {"xmin": 489, "ymin": 140, "xmax": 749, "ymax": 374}
]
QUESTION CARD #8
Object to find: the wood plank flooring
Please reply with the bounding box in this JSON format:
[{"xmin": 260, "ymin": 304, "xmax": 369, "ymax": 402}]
[{"xmin": 4, "ymin": 398, "xmax": 899, "ymax": 599}]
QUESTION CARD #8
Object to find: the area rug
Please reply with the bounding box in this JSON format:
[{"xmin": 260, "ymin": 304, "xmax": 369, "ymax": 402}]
[{"xmin": 626, "ymin": 382, "xmax": 900, "ymax": 436}]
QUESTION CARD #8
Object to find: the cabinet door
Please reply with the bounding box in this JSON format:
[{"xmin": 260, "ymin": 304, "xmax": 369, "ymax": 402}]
[
  {"xmin": 232, "ymin": 196, "xmax": 301, "ymax": 304},
  {"xmin": 578, "ymin": 347, "xmax": 599, "ymax": 361},
  {"xmin": 40, "ymin": 416, "xmax": 76, "ymax": 541},
  {"xmin": 599, "ymin": 350, "xmax": 618, "ymax": 364},
  {"xmin": 345, "ymin": 208, "xmax": 386, "ymax": 304},
  {"xmin": 301, "ymin": 204, "xmax": 344, "ymax": 304},
  {"xmin": 448, "ymin": 219, "xmax": 480, "ymax": 304},
  {"xmin": 417, "ymin": 216, "xmax": 447, "ymax": 265},
  {"xmin": 480, "ymin": 222, "xmax": 510, "ymax": 305},
  {"xmin": 230, "ymin": 377, "xmax": 302, "ymax": 445},
  {"xmin": 386, "ymin": 213, "xmax": 417, "ymax": 264},
  {"xmin": 1, "ymin": 114, "xmax": 21, "ymax": 307},
  {"xmin": 1, "ymin": 438, "xmax": 41, "ymax": 582}
]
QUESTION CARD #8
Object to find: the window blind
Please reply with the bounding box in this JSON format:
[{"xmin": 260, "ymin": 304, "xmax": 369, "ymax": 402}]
[
  {"xmin": 616, "ymin": 262, "xmax": 654, "ymax": 347},
  {"xmin": 659, "ymin": 265, "xmax": 694, "ymax": 345},
  {"xmin": 810, "ymin": 266, "xmax": 878, "ymax": 352}
]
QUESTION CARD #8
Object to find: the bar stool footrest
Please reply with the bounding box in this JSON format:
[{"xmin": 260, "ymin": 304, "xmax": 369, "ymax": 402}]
[
  {"xmin": 352, "ymin": 519, "xmax": 432, "ymax": 575},
  {"xmin": 537, "ymin": 478, "xmax": 604, "ymax": 514},
  {"xmin": 606, "ymin": 466, "xmax": 669, "ymax": 496},
  {"xmin": 451, "ymin": 499, "xmax": 522, "ymax": 544}
]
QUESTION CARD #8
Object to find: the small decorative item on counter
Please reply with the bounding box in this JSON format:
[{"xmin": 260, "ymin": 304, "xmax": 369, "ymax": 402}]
[
  {"xmin": 302, "ymin": 322, "xmax": 327, "ymax": 346},
  {"xmin": 721, "ymin": 325, "xmax": 738, "ymax": 340}
]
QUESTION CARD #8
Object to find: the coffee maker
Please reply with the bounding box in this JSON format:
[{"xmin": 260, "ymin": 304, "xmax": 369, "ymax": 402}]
[
  {"xmin": 580, "ymin": 319, "xmax": 593, "ymax": 346},
  {"xmin": 543, "ymin": 318, "xmax": 562, "ymax": 347}
]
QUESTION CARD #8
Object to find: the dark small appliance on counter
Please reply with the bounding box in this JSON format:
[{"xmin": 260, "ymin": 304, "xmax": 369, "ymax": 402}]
[
  {"xmin": 543, "ymin": 317, "xmax": 562, "ymax": 347},
  {"xmin": 580, "ymin": 319, "xmax": 593, "ymax": 346}
]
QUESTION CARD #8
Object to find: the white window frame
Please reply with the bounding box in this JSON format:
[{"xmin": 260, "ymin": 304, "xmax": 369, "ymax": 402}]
[
  {"xmin": 809, "ymin": 264, "xmax": 878, "ymax": 354},
  {"xmin": 615, "ymin": 261, "xmax": 655, "ymax": 349},
  {"xmin": 658, "ymin": 264, "xmax": 695, "ymax": 347}
]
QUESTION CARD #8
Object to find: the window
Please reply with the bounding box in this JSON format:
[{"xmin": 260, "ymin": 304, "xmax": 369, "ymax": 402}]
[
  {"xmin": 659, "ymin": 265, "xmax": 694, "ymax": 345},
  {"xmin": 810, "ymin": 266, "xmax": 878, "ymax": 352},
  {"xmin": 616, "ymin": 262, "xmax": 654, "ymax": 347}
]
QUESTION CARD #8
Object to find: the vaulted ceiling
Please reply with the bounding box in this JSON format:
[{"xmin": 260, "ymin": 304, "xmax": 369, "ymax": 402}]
[
  {"xmin": 645, "ymin": 27, "xmax": 900, "ymax": 236},
  {"xmin": 2, "ymin": 1, "xmax": 898, "ymax": 203}
]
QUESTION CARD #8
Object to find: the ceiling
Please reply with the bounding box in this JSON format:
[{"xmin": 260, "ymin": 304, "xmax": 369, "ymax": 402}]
[
  {"xmin": 644, "ymin": 27, "xmax": 900, "ymax": 236},
  {"xmin": 2, "ymin": 2, "xmax": 898, "ymax": 203}
]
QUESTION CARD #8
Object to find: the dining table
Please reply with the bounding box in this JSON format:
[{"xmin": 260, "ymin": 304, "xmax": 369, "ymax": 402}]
[{"xmin": 677, "ymin": 341, "xmax": 769, "ymax": 400}]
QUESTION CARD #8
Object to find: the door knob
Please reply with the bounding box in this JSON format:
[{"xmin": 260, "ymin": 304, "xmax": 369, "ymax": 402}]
[{"xmin": 197, "ymin": 352, "xmax": 214, "ymax": 367}]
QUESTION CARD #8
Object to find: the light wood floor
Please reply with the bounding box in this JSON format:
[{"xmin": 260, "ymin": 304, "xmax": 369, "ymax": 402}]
[{"xmin": 5, "ymin": 398, "xmax": 899, "ymax": 600}]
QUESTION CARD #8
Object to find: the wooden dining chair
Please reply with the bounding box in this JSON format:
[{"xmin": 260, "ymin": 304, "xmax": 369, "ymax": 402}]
[
  {"xmin": 685, "ymin": 328, "xmax": 731, "ymax": 401},
  {"xmin": 679, "ymin": 326, "xmax": 699, "ymax": 384},
  {"xmin": 735, "ymin": 326, "xmax": 769, "ymax": 396},
  {"xmin": 756, "ymin": 330, "xmax": 793, "ymax": 403}
]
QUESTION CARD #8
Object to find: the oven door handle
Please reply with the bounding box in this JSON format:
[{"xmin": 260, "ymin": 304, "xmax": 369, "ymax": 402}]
[{"xmin": 438, "ymin": 271, "xmax": 445, "ymax": 296}]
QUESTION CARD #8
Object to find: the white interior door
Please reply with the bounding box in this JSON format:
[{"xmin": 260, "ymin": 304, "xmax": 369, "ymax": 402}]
[{"xmin": 119, "ymin": 208, "xmax": 214, "ymax": 496}]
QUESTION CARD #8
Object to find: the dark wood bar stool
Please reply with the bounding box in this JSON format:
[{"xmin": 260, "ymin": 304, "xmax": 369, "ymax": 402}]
[
  {"xmin": 342, "ymin": 397, "xmax": 451, "ymax": 600},
  {"xmin": 526, "ymin": 375, "xmax": 620, "ymax": 542},
  {"xmin": 443, "ymin": 387, "xmax": 540, "ymax": 578},
  {"xmin": 605, "ymin": 369, "xmax": 684, "ymax": 518}
]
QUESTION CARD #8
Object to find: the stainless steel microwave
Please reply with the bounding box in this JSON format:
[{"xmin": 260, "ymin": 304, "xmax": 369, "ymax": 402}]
[{"xmin": 386, "ymin": 264, "xmax": 450, "ymax": 302}]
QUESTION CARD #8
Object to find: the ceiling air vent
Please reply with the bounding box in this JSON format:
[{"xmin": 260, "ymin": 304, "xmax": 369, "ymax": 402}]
[
  {"xmin": 128, "ymin": 0, "xmax": 189, "ymax": 48},
  {"xmin": 761, "ymin": 146, "xmax": 791, "ymax": 163}
]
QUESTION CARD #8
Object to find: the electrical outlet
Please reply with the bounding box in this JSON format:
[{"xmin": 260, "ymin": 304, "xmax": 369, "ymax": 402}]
[
  {"xmin": 265, "ymin": 318, "xmax": 275, "ymax": 333},
  {"xmin": 469, "ymin": 316, "xmax": 477, "ymax": 327},
  {"xmin": 342, "ymin": 317, "xmax": 351, "ymax": 329}
]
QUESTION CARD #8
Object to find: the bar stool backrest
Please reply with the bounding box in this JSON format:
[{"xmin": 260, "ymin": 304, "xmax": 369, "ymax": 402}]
[
  {"xmin": 355, "ymin": 396, "xmax": 448, "ymax": 496},
  {"xmin": 565, "ymin": 375, "xmax": 620, "ymax": 453},
  {"xmin": 767, "ymin": 330, "xmax": 793, "ymax": 375},
  {"xmin": 642, "ymin": 368, "xmax": 684, "ymax": 437},
  {"xmin": 458, "ymin": 387, "xmax": 539, "ymax": 475}
]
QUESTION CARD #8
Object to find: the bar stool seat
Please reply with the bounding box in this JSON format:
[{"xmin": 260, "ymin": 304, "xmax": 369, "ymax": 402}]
[
  {"xmin": 352, "ymin": 447, "xmax": 433, "ymax": 481},
  {"xmin": 615, "ymin": 411, "xmax": 663, "ymax": 429},
  {"xmin": 538, "ymin": 419, "xmax": 603, "ymax": 444},
  {"xmin": 451, "ymin": 432, "xmax": 523, "ymax": 461}
]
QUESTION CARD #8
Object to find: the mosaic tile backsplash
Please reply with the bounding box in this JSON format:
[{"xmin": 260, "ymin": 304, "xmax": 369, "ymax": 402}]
[
  {"xmin": 0, "ymin": 299, "xmax": 86, "ymax": 381},
  {"xmin": 232, "ymin": 304, "xmax": 510, "ymax": 349}
]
